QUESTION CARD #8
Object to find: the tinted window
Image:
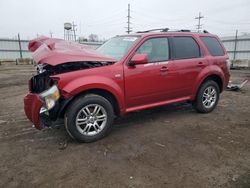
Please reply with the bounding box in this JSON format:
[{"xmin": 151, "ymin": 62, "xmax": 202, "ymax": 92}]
[
  {"xmin": 173, "ymin": 37, "xmax": 201, "ymax": 59},
  {"xmin": 200, "ymin": 36, "xmax": 225, "ymax": 56},
  {"xmin": 135, "ymin": 38, "xmax": 169, "ymax": 63}
]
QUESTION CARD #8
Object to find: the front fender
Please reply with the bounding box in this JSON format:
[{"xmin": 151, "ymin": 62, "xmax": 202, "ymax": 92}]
[
  {"xmin": 60, "ymin": 75, "xmax": 125, "ymax": 113},
  {"xmin": 191, "ymin": 65, "xmax": 225, "ymax": 100}
]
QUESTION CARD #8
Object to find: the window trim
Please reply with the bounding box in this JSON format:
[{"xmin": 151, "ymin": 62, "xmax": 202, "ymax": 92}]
[
  {"xmin": 129, "ymin": 36, "xmax": 171, "ymax": 64},
  {"xmin": 171, "ymin": 36, "xmax": 203, "ymax": 60}
]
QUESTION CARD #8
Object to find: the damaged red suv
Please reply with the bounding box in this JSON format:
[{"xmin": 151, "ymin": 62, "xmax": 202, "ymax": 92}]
[{"xmin": 24, "ymin": 29, "xmax": 230, "ymax": 142}]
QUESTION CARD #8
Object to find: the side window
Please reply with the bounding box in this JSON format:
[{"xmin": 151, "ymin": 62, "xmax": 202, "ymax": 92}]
[
  {"xmin": 172, "ymin": 37, "xmax": 201, "ymax": 59},
  {"xmin": 135, "ymin": 38, "xmax": 169, "ymax": 63},
  {"xmin": 200, "ymin": 36, "xmax": 225, "ymax": 56}
]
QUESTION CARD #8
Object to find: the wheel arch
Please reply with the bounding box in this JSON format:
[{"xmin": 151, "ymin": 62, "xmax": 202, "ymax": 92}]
[
  {"xmin": 59, "ymin": 88, "xmax": 122, "ymax": 118},
  {"xmin": 192, "ymin": 73, "xmax": 223, "ymax": 101},
  {"xmin": 200, "ymin": 74, "xmax": 223, "ymax": 92}
]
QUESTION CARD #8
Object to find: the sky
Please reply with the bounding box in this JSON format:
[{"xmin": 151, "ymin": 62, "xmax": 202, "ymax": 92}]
[{"xmin": 0, "ymin": 0, "xmax": 250, "ymax": 40}]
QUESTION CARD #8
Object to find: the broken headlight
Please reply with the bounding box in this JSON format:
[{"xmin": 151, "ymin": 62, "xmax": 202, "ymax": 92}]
[
  {"xmin": 39, "ymin": 85, "xmax": 60, "ymax": 111},
  {"xmin": 37, "ymin": 64, "xmax": 47, "ymax": 74}
]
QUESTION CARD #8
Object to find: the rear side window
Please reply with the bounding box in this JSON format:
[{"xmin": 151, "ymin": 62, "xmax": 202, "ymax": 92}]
[
  {"xmin": 172, "ymin": 37, "xmax": 201, "ymax": 59},
  {"xmin": 200, "ymin": 36, "xmax": 225, "ymax": 56}
]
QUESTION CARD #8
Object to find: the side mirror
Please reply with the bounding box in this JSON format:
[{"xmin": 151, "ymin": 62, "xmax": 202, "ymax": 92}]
[{"xmin": 130, "ymin": 54, "xmax": 148, "ymax": 65}]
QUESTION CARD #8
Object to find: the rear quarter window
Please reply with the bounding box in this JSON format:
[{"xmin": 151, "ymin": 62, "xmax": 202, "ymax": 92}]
[{"xmin": 200, "ymin": 36, "xmax": 225, "ymax": 56}]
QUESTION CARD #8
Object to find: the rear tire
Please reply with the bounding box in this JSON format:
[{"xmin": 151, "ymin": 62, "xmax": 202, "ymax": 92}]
[
  {"xmin": 193, "ymin": 80, "xmax": 220, "ymax": 113},
  {"xmin": 65, "ymin": 94, "xmax": 114, "ymax": 143}
]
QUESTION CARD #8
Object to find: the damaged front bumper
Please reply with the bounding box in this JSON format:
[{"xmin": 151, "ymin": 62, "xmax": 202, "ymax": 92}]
[
  {"xmin": 24, "ymin": 84, "xmax": 63, "ymax": 130},
  {"xmin": 24, "ymin": 93, "xmax": 45, "ymax": 129},
  {"xmin": 24, "ymin": 93, "xmax": 65, "ymax": 130}
]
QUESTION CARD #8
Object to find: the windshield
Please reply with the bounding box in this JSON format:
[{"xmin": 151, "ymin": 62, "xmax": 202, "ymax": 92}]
[{"xmin": 97, "ymin": 36, "xmax": 140, "ymax": 60}]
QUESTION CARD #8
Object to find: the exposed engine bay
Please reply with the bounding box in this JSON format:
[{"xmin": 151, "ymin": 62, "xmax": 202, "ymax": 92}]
[{"xmin": 30, "ymin": 61, "xmax": 114, "ymax": 93}]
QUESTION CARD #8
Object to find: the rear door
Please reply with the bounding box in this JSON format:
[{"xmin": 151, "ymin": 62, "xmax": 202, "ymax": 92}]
[{"xmin": 170, "ymin": 36, "xmax": 207, "ymax": 98}]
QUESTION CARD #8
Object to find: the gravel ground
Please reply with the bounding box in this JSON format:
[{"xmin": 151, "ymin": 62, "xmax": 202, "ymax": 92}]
[{"xmin": 0, "ymin": 64, "xmax": 250, "ymax": 188}]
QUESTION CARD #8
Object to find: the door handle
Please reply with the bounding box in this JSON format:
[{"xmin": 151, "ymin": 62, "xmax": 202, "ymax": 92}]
[
  {"xmin": 197, "ymin": 62, "xmax": 204, "ymax": 67},
  {"xmin": 160, "ymin": 66, "xmax": 168, "ymax": 72}
]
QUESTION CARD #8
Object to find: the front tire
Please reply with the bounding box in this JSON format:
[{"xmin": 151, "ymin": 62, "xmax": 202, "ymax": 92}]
[
  {"xmin": 193, "ymin": 80, "xmax": 220, "ymax": 113},
  {"xmin": 65, "ymin": 94, "xmax": 114, "ymax": 143}
]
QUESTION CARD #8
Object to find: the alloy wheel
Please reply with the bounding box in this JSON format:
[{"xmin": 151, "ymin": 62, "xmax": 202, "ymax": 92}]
[{"xmin": 75, "ymin": 104, "xmax": 107, "ymax": 136}]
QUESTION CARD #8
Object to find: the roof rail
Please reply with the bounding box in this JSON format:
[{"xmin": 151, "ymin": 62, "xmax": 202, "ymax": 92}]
[
  {"xmin": 179, "ymin": 29, "xmax": 191, "ymax": 32},
  {"xmin": 137, "ymin": 28, "xmax": 169, "ymax": 33},
  {"xmin": 136, "ymin": 28, "xmax": 209, "ymax": 34}
]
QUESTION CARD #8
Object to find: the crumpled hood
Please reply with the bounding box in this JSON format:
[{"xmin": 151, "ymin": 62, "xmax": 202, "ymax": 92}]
[{"xmin": 28, "ymin": 36, "xmax": 116, "ymax": 65}]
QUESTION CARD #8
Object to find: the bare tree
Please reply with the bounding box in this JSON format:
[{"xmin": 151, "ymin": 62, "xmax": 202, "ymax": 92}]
[
  {"xmin": 241, "ymin": 32, "xmax": 250, "ymax": 36},
  {"xmin": 88, "ymin": 34, "xmax": 99, "ymax": 42},
  {"xmin": 79, "ymin": 36, "xmax": 88, "ymax": 42}
]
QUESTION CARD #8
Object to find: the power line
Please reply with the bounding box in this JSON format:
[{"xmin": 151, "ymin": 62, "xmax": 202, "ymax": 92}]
[
  {"xmin": 84, "ymin": 9, "xmax": 125, "ymax": 25},
  {"xmin": 208, "ymin": 19, "xmax": 250, "ymax": 25},
  {"xmin": 195, "ymin": 12, "xmax": 204, "ymax": 32},
  {"xmin": 86, "ymin": 18, "xmax": 126, "ymax": 27},
  {"xmin": 125, "ymin": 4, "xmax": 132, "ymax": 34},
  {"xmin": 132, "ymin": 10, "xmax": 193, "ymax": 23}
]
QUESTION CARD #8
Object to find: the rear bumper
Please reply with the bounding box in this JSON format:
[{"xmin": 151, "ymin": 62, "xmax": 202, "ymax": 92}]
[{"xmin": 24, "ymin": 93, "xmax": 44, "ymax": 129}]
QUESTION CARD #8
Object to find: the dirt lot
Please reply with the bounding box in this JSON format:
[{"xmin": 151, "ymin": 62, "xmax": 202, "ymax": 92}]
[{"xmin": 0, "ymin": 64, "xmax": 250, "ymax": 188}]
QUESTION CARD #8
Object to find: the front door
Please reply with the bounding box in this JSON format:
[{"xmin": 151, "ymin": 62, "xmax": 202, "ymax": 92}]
[{"xmin": 124, "ymin": 37, "xmax": 176, "ymax": 109}]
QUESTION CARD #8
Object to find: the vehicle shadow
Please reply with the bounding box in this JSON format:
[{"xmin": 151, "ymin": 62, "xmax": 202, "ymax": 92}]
[
  {"xmin": 114, "ymin": 102, "xmax": 194, "ymax": 128},
  {"xmin": 31, "ymin": 102, "xmax": 194, "ymax": 145}
]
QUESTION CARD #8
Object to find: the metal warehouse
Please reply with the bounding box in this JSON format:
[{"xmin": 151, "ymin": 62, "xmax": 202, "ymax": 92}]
[
  {"xmin": 221, "ymin": 35, "xmax": 250, "ymax": 60},
  {"xmin": 0, "ymin": 39, "xmax": 102, "ymax": 60},
  {"xmin": 1, "ymin": 36, "xmax": 250, "ymax": 61},
  {"xmin": 0, "ymin": 38, "xmax": 31, "ymax": 59}
]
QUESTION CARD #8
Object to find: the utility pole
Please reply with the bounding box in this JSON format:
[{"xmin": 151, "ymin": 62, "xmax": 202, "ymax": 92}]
[
  {"xmin": 17, "ymin": 33, "xmax": 23, "ymax": 59},
  {"xmin": 233, "ymin": 29, "xmax": 238, "ymax": 66},
  {"xmin": 72, "ymin": 22, "xmax": 77, "ymax": 42},
  {"xmin": 49, "ymin": 31, "xmax": 53, "ymax": 38},
  {"xmin": 125, "ymin": 4, "xmax": 132, "ymax": 34},
  {"xmin": 195, "ymin": 12, "xmax": 204, "ymax": 32},
  {"xmin": 79, "ymin": 21, "xmax": 82, "ymax": 36}
]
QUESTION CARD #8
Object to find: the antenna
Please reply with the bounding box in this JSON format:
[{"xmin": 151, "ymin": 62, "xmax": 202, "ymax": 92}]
[
  {"xmin": 125, "ymin": 4, "xmax": 132, "ymax": 34},
  {"xmin": 195, "ymin": 12, "xmax": 204, "ymax": 32}
]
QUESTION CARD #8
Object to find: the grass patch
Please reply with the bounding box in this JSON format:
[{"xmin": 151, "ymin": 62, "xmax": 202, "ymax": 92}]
[{"xmin": 236, "ymin": 170, "xmax": 250, "ymax": 188}]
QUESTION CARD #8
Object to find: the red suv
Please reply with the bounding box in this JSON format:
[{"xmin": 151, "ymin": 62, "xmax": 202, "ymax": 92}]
[{"xmin": 24, "ymin": 29, "xmax": 230, "ymax": 142}]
